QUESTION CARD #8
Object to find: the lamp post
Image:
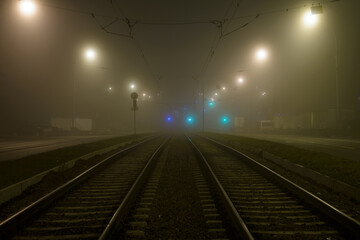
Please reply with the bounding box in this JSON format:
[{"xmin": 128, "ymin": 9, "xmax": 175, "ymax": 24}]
[
  {"xmin": 254, "ymin": 47, "xmax": 272, "ymax": 122},
  {"xmin": 72, "ymin": 48, "xmax": 97, "ymax": 130},
  {"xmin": 304, "ymin": 5, "xmax": 340, "ymax": 130}
]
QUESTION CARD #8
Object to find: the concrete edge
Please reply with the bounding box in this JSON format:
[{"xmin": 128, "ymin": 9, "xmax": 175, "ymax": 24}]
[
  {"xmin": 0, "ymin": 137, "xmax": 146, "ymax": 205},
  {"xmin": 245, "ymin": 146, "xmax": 360, "ymax": 202}
]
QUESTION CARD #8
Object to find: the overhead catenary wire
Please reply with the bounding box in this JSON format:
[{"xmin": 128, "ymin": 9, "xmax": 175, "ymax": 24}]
[
  {"xmin": 109, "ymin": 0, "xmax": 162, "ymax": 90},
  {"xmin": 33, "ymin": 0, "xmax": 339, "ymax": 30},
  {"xmin": 196, "ymin": 0, "xmax": 243, "ymax": 81},
  {"xmin": 31, "ymin": 0, "xmax": 340, "ymax": 87},
  {"xmin": 221, "ymin": 14, "xmax": 259, "ymax": 38},
  {"xmin": 91, "ymin": 14, "xmax": 132, "ymax": 38}
]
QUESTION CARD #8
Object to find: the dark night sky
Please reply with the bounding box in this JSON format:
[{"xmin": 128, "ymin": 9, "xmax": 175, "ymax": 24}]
[{"xmin": 0, "ymin": 0, "xmax": 359, "ymax": 132}]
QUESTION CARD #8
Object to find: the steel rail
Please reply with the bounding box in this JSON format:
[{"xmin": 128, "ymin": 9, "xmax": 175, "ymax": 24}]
[
  {"xmin": 199, "ymin": 134, "xmax": 360, "ymax": 238},
  {"xmin": 0, "ymin": 135, "xmax": 158, "ymax": 238},
  {"xmin": 186, "ymin": 135, "xmax": 255, "ymax": 240},
  {"xmin": 99, "ymin": 136, "xmax": 171, "ymax": 240}
]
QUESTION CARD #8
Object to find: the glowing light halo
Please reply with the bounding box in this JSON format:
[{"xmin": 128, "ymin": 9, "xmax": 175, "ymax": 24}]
[
  {"xmin": 19, "ymin": 0, "xmax": 36, "ymax": 16},
  {"xmin": 303, "ymin": 11, "xmax": 319, "ymax": 27},
  {"xmin": 85, "ymin": 49, "xmax": 96, "ymax": 61},
  {"xmin": 256, "ymin": 48, "xmax": 268, "ymax": 61}
]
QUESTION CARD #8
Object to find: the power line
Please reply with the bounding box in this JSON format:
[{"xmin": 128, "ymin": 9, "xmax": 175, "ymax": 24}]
[
  {"xmin": 221, "ymin": 14, "xmax": 260, "ymax": 38},
  {"xmin": 196, "ymin": 0, "xmax": 241, "ymax": 81},
  {"xmin": 33, "ymin": 0, "xmax": 340, "ymax": 87},
  {"xmin": 33, "ymin": 0, "xmax": 340, "ymax": 39},
  {"xmin": 109, "ymin": 0, "xmax": 162, "ymax": 90},
  {"xmin": 91, "ymin": 14, "xmax": 132, "ymax": 38},
  {"xmin": 38, "ymin": 0, "xmax": 339, "ymax": 25}
]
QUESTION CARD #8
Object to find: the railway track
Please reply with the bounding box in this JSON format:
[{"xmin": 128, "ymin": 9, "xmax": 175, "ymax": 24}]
[
  {"xmin": 1, "ymin": 135, "xmax": 237, "ymax": 239},
  {"xmin": 1, "ymin": 134, "xmax": 359, "ymax": 239},
  {"xmin": 188, "ymin": 134, "xmax": 360, "ymax": 240},
  {"xmin": 0, "ymin": 135, "xmax": 168, "ymax": 239},
  {"xmin": 113, "ymin": 135, "xmax": 234, "ymax": 239}
]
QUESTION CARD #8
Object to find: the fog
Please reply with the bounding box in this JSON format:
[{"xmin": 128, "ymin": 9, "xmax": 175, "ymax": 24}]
[{"xmin": 1, "ymin": 0, "xmax": 359, "ymax": 135}]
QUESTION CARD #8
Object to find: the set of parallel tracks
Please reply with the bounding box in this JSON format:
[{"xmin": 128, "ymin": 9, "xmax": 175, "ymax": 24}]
[
  {"xmin": 188, "ymin": 134, "xmax": 360, "ymax": 240},
  {"xmin": 0, "ymin": 135, "xmax": 168, "ymax": 239},
  {"xmin": 0, "ymin": 134, "xmax": 359, "ymax": 239}
]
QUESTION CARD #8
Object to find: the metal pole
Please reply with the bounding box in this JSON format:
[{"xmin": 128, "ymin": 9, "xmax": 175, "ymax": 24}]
[
  {"xmin": 133, "ymin": 108, "xmax": 136, "ymax": 135},
  {"xmin": 72, "ymin": 77, "xmax": 76, "ymax": 131},
  {"xmin": 334, "ymin": 30, "xmax": 340, "ymax": 132},
  {"xmin": 202, "ymin": 87, "xmax": 205, "ymax": 133},
  {"xmin": 130, "ymin": 92, "xmax": 138, "ymax": 135}
]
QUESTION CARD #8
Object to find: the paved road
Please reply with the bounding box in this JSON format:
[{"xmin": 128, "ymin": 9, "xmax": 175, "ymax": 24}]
[
  {"xmin": 0, "ymin": 135, "xmax": 119, "ymax": 161},
  {"xmin": 234, "ymin": 133, "xmax": 360, "ymax": 162}
]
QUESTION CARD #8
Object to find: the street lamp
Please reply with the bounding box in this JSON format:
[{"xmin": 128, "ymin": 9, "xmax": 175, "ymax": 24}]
[
  {"xmin": 237, "ymin": 77, "xmax": 245, "ymax": 85},
  {"xmin": 85, "ymin": 49, "xmax": 96, "ymax": 61},
  {"xmin": 256, "ymin": 48, "xmax": 268, "ymax": 61},
  {"xmin": 302, "ymin": 5, "xmax": 340, "ymax": 130},
  {"xmin": 71, "ymin": 47, "xmax": 98, "ymax": 131},
  {"xmin": 302, "ymin": 11, "xmax": 319, "ymax": 27},
  {"xmin": 19, "ymin": 0, "xmax": 36, "ymax": 16}
]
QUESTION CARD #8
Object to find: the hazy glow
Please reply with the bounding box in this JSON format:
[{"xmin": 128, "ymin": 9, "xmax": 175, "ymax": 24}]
[
  {"xmin": 222, "ymin": 87, "xmax": 226, "ymax": 91},
  {"xmin": 130, "ymin": 84, "xmax": 135, "ymax": 89},
  {"xmin": 256, "ymin": 48, "xmax": 268, "ymax": 61},
  {"xmin": 142, "ymin": 93, "xmax": 146, "ymax": 97},
  {"xmin": 210, "ymin": 97, "xmax": 214, "ymax": 101},
  {"xmin": 108, "ymin": 87, "xmax": 112, "ymax": 91},
  {"xmin": 19, "ymin": 1, "xmax": 36, "ymax": 16},
  {"xmin": 262, "ymin": 91, "xmax": 267, "ymax": 96},
  {"xmin": 214, "ymin": 92, "xmax": 218, "ymax": 96},
  {"xmin": 303, "ymin": 11, "xmax": 318, "ymax": 27},
  {"xmin": 209, "ymin": 101, "xmax": 214, "ymax": 107},
  {"xmin": 85, "ymin": 49, "xmax": 96, "ymax": 60},
  {"xmin": 237, "ymin": 77, "xmax": 244, "ymax": 83}
]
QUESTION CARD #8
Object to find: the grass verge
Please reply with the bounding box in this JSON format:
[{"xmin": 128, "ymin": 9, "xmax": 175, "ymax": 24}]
[
  {"xmin": 204, "ymin": 132, "xmax": 360, "ymax": 188},
  {"xmin": 0, "ymin": 134, "xmax": 150, "ymax": 189}
]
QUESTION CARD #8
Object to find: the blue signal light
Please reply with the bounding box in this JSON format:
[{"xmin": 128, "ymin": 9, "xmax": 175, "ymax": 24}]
[
  {"xmin": 185, "ymin": 115, "xmax": 195, "ymax": 126},
  {"xmin": 167, "ymin": 117, "xmax": 172, "ymax": 121},
  {"xmin": 221, "ymin": 116, "xmax": 229, "ymax": 124},
  {"xmin": 209, "ymin": 101, "xmax": 214, "ymax": 107}
]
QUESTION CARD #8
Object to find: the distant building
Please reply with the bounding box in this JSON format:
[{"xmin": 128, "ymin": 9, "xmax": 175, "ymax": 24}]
[{"xmin": 51, "ymin": 118, "xmax": 93, "ymax": 131}]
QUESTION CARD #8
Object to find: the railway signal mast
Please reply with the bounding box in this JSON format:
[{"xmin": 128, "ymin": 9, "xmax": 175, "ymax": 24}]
[{"xmin": 131, "ymin": 92, "xmax": 139, "ymax": 135}]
